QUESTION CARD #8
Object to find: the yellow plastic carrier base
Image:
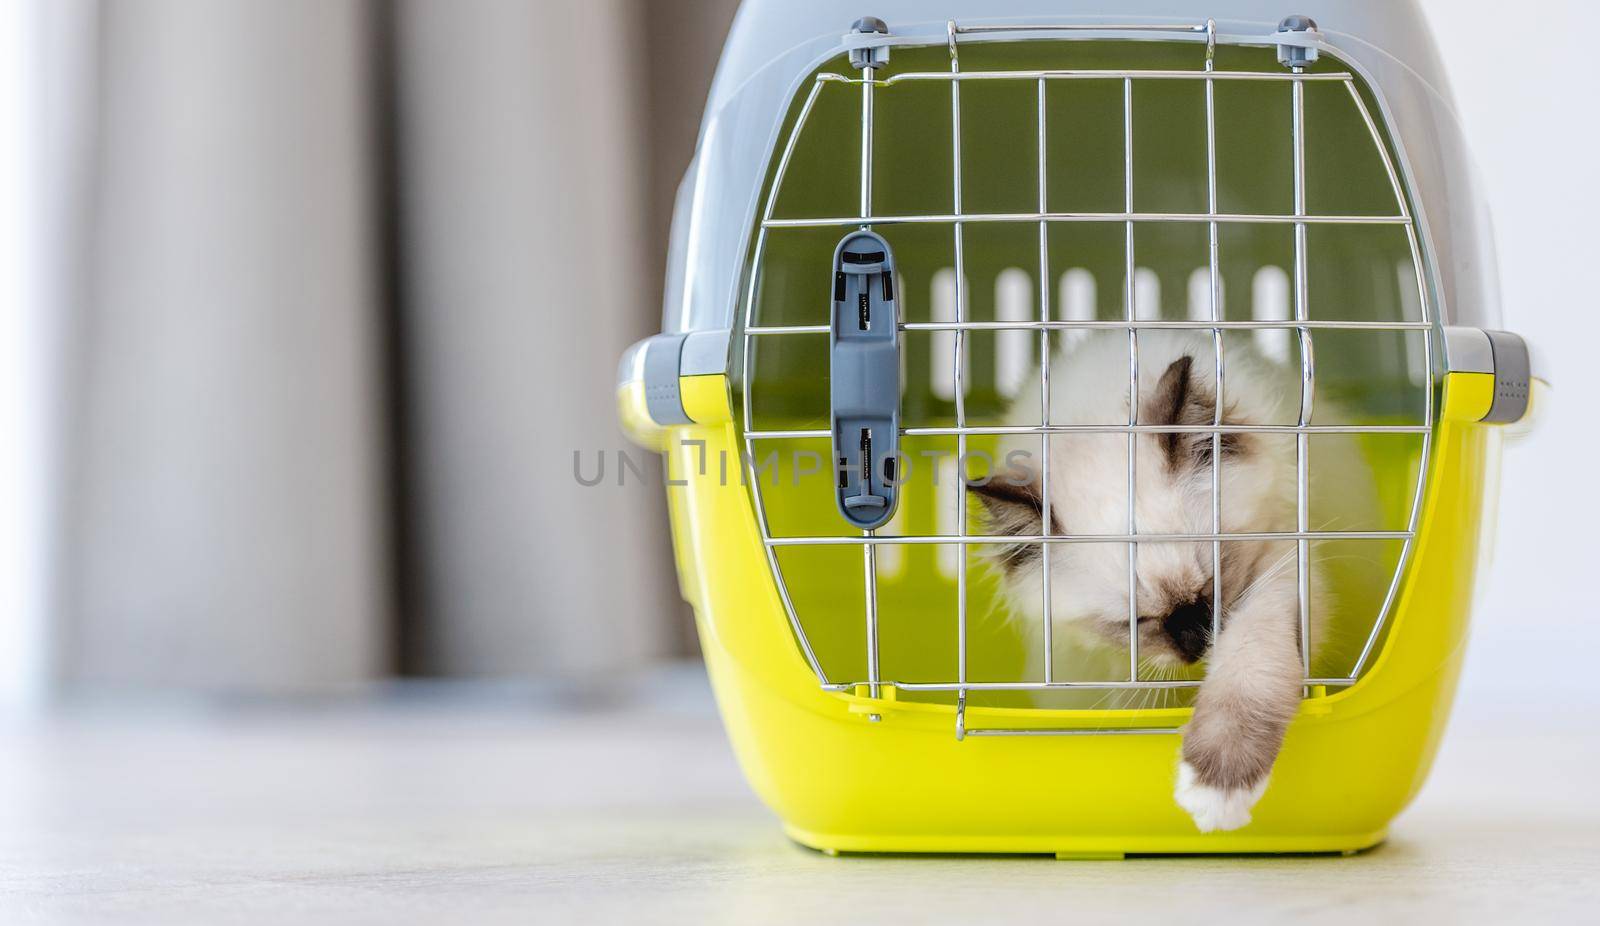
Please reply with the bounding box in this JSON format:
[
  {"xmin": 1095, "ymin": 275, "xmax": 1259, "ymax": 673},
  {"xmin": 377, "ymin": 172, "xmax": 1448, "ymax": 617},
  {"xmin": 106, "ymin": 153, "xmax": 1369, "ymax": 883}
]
[
  {"xmin": 621, "ymin": 372, "xmax": 1502, "ymax": 857},
  {"xmin": 618, "ymin": 10, "xmax": 1543, "ymax": 856}
]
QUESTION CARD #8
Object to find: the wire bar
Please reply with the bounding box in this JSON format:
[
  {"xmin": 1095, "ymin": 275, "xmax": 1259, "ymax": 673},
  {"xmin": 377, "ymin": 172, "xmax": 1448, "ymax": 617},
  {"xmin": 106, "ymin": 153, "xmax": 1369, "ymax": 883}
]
[
  {"xmin": 863, "ymin": 536, "xmax": 881, "ymax": 700},
  {"xmin": 1343, "ymin": 81, "xmax": 1435, "ymax": 678},
  {"xmin": 878, "ymin": 676, "xmax": 1357, "ymax": 692},
  {"xmin": 740, "ymin": 77, "xmax": 831, "ymax": 684},
  {"xmin": 748, "ymin": 320, "xmax": 1428, "ymax": 336},
  {"xmin": 1205, "ymin": 19, "xmax": 1225, "ymax": 646},
  {"xmin": 949, "ymin": 22, "xmax": 968, "ymax": 695},
  {"xmin": 954, "ymin": 23, "xmax": 1208, "ymax": 35},
  {"xmin": 763, "ymin": 211, "xmax": 1409, "ymax": 228},
  {"xmin": 747, "ymin": 319, "xmax": 1430, "ymax": 334},
  {"xmin": 1344, "ymin": 81, "xmax": 1412, "ymax": 222},
  {"xmin": 875, "ymin": 69, "xmax": 1355, "ymax": 85},
  {"xmin": 859, "ymin": 73, "xmax": 874, "ymax": 221},
  {"xmin": 746, "ymin": 324, "xmax": 832, "ymax": 334},
  {"xmin": 765, "ymin": 531, "xmax": 1412, "ymax": 547},
  {"xmin": 1291, "ymin": 70, "xmax": 1313, "ymax": 677},
  {"xmin": 1036, "ymin": 73, "xmax": 1053, "ymax": 684},
  {"xmin": 743, "ymin": 424, "xmax": 1430, "ymax": 440},
  {"xmin": 859, "ymin": 69, "xmax": 881, "ymax": 713},
  {"xmin": 1124, "ymin": 75, "xmax": 1139, "ymax": 682},
  {"xmin": 963, "ymin": 726, "xmax": 1182, "ymax": 737}
]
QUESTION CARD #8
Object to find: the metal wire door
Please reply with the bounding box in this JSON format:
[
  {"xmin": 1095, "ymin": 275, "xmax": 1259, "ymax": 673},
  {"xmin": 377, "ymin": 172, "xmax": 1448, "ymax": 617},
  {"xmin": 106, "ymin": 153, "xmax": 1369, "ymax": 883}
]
[{"xmin": 737, "ymin": 20, "xmax": 1435, "ymax": 737}]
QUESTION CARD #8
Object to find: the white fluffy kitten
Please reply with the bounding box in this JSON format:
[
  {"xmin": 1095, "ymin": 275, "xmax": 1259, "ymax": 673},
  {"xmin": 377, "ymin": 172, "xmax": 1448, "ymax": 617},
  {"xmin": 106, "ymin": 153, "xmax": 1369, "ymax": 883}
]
[{"xmin": 972, "ymin": 329, "xmax": 1347, "ymax": 832}]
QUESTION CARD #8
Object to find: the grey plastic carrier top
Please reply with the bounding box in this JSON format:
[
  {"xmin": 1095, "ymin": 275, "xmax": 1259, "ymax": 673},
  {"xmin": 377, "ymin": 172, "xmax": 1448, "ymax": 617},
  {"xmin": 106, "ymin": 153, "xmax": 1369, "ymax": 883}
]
[{"xmin": 647, "ymin": 2, "xmax": 1500, "ymax": 373}]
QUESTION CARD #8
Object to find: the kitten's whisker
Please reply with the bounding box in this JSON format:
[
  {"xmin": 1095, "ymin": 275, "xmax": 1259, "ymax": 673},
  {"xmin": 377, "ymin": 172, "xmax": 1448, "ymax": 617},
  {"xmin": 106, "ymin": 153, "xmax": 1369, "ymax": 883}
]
[{"xmin": 1230, "ymin": 547, "xmax": 1298, "ymax": 607}]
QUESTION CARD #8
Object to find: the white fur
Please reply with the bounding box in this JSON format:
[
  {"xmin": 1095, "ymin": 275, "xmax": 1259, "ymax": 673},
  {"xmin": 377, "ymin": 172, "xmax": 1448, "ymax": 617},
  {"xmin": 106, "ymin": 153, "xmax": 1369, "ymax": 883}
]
[
  {"xmin": 995, "ymin": 329, "xmax": 1301, "ymax": 659},
  {"xmin": 987, "ymin": 330, "xmax": 1373, "ymax": 832},
  {"xmin": 1175, "ymin": 761, "xmax": 1269, "ymax": 833}
]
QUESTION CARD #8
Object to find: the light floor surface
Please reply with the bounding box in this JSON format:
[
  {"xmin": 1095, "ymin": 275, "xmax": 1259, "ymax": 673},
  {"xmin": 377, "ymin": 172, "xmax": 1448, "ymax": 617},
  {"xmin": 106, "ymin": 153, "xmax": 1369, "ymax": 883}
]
[{"xmin": 0, "ymin": 668, "xmax": 1594, "ymax": 925}]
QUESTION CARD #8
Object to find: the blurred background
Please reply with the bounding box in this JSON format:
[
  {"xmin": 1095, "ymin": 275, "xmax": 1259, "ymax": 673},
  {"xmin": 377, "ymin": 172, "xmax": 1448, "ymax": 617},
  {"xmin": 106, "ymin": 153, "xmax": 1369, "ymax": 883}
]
[
  {"xmin": 0, "ymin": 0, "xmax": 1589, "ymax": 712},
  {"xmin": 2, "ymin": 0, "xmax": 742, "ymax": 706}
]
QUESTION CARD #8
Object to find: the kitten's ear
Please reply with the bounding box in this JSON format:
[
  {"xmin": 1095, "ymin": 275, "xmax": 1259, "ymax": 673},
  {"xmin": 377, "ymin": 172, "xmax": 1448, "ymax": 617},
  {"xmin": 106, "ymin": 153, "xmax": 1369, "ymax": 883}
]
[
  {"xmin": 1148, "ymin": 355, "xmax": 1209, "ymax": 428},
  {"xmin": 968, "ymin": 468, "xmax": 1043, "ymax": 536},
  {"xmin": 970, "ymin": 468, "xmax": 1053, "ymax": 574},
  {"xmin": 1146, "ymin": 355, "xmax": 1240, "ymax": 470}
]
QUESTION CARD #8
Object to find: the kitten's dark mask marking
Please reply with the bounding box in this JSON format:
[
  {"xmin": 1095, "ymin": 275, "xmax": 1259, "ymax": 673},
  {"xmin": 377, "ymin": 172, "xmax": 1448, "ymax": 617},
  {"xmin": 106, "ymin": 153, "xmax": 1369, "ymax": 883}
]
[
  {"xmin": 1144, "ymin": 354, "xmax": 1245, "ymax": 473},
  {"xmin": 969, "ymin": 469, "xmax": 1061, "ymax": 576}
]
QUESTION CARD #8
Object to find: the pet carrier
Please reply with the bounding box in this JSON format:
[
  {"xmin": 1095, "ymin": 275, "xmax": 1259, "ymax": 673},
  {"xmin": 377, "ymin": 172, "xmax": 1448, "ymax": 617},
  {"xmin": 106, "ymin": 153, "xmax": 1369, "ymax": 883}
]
[{"xmin": 619, "ymin": 0, "xmax": 1542, "ymax": 856}]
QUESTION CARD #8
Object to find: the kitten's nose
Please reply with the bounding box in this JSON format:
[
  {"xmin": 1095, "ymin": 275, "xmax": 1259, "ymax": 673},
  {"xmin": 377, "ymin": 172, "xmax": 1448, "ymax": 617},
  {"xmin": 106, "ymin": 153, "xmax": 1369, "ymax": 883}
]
[{"xmin": 1163, "ymin": 599, "xmax": 1212, "ymax": 663}]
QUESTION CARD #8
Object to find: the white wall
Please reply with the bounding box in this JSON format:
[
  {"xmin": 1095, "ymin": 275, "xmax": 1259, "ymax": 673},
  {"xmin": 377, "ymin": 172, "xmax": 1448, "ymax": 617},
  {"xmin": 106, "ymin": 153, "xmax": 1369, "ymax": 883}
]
[
  {"xmin": 1419, "ymin": 0, "xmax": 1599, "ymax": 704},
  {"xmin": 0, "ymin": 0, "xmax": 46, "ymax": 707}
]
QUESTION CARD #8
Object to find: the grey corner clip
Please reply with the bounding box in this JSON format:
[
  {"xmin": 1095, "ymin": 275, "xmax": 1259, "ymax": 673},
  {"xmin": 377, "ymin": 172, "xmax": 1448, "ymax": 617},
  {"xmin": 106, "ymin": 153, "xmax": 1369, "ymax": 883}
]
[
  {"xmin": 618, "ymin": 328, "xmax": 733, "ymax": 428},
  {"xmin": 830, "ymin": 230, "xmax": 901, "ymax": 530},
  {"xmin": 1276, "ymin": 15, "xmax": 1321, "ymax": 69},
  {"xmin": 1443, "ymin": 326, "xmax": 1534, "ymax": 424},
  {"xmin": 848, "ymin": 16, "xmax": 890, "ymax": 70},
  {"xmin": 642, "ymin": 333, "xmax": 690, "ymax": 425},
  {"xmin": 1481, "ymin": 330, "xmax": 1532, "ymax": 424}
]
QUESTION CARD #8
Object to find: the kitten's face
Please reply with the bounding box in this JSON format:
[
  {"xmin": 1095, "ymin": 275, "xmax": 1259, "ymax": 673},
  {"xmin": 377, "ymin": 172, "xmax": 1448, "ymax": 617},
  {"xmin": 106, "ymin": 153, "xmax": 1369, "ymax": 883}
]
[{"xmin": 974, "ymin": 355, "xmax": 1295, "ymax": 667}]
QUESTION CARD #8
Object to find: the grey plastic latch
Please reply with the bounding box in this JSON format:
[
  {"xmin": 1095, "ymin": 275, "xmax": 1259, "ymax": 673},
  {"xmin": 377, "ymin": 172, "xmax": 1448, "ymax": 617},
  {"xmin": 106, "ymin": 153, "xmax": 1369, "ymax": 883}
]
[
  {"xmin": 830, "ymin": 230, "xmax": 901, "ymax": 530},
  {"xmin": 1276, "ymin": 15, "xmax": 1321, "ymax": 69},
  {"xmin": 848, "ymin": 16, "xmax": 890, "ymax": 70}
]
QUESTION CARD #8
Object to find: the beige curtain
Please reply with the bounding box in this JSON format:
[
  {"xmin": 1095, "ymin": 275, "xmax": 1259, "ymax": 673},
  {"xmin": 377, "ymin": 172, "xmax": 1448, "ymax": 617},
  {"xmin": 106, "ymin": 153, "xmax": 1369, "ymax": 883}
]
[
  {"xmin": 390, "ymin": 0, "xmax": 671, "ymax": 680},
  {"xmin": 60, "ymin": 0, "xmax": 389, "ymax": 691},
  {"xmin": 36, "ymin": 0, "xmax": 738, "ymax": 695}
]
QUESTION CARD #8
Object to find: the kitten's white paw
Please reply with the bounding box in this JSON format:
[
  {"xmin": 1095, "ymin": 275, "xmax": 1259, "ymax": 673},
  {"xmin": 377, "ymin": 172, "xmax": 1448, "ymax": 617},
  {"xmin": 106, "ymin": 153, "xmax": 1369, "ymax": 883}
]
[{"xmin": 1175, "ymin": 761, "xmax": 1268, "ymax": 833}]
